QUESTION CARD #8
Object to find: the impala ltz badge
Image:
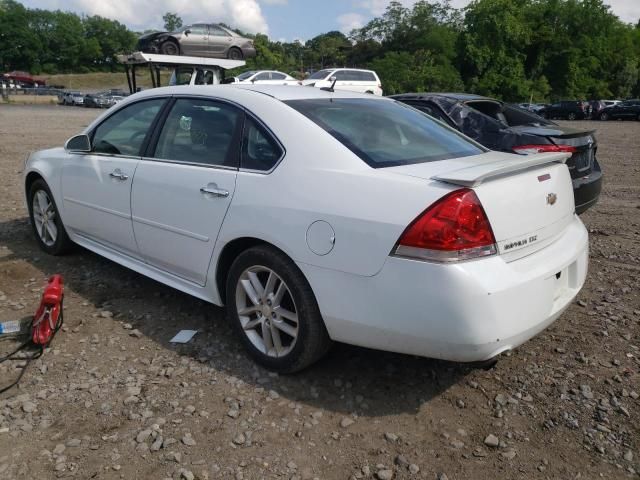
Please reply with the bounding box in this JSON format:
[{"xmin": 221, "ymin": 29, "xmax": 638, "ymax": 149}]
[{"xmin": 547, "ymin": 193, "xmax": 558, "ymax": 205}]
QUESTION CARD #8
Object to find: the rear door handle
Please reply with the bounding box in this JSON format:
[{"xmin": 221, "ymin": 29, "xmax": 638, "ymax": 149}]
[
  {"xmin": 109, "ymin": 169, "xmax": 128, "ymax": 181},
  {"xmin": 200, "ymin": 184, "xmax": 229, "ymax": 198}
]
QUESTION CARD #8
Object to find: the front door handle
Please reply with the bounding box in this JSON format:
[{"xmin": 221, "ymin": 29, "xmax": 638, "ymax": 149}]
[
  {"xmin": 200, "ymin": 184, "xmax": 229, "ymax": 198},
  {"xmin": 109, "ymin": 169, "xmax": 129, "ymax": 181}
]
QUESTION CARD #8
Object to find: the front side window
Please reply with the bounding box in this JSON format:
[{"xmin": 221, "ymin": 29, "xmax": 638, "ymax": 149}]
[
  {"xmin": 241, "ymin": 117, "xmax": 283, "ymax": 171},
  {"xmin": 185, "ymin": 25, "xmax": 207, "ymax": 35},
  {"xmin": 92, "ymin": 99, "xmax": 165, "ymax": 156},
  {"xmin": 271, "ymin": 72, "xmax": 286, "ymax": 80},
  {"xmin": 153, "ymin": 98, "xmax": 241, "ymax": 167},
  {"xmin": 255, "ymin": 72, "xmax": 271, "ymax": 81},
  {"xmin": 308, "ymin": 69, "xmax": 333, "ymax": 80},
  {"xmin": 285, "ymin": 98, "xmax": 484, "ymax": 168},
  {"xmin": 237, "ymin": 71, "xmax": 256, "ymax": 81}
]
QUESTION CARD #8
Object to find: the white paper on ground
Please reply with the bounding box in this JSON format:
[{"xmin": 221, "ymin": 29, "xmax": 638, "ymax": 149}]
[{"xmin": 169, "ymin": 330, "xmax": 198, "ymax": 343}]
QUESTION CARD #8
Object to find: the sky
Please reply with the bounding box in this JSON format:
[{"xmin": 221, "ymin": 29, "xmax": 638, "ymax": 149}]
[{"xmin": 20, "ymin": 0, "xmax": 640, "ymax": 41}]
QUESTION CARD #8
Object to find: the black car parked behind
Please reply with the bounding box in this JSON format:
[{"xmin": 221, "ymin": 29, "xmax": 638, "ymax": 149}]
[
  {"xmin": 391, "ymin": 93, "xmax": 602, "ymax": 214},
  {"xmin": 598, "ymin": 99, "xmax": 640, "ymax": 121},
  {"xmin": 539, "ymin": 100, "xmax": 590, "ymax": 120}
]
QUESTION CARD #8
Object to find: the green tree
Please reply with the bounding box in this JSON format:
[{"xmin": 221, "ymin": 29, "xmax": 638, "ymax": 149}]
[
  {"xmin": 163, "ymin": 12, "xmax": 182, "ymax": 32},
  {"xmin": 0, "ymin": 0, "xmax": 41, "ymax": 71}
]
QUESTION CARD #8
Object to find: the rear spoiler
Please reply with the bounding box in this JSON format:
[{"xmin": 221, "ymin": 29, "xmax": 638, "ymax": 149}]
[{"xmin": 432, "ymin": 152, "xmax": 570, "ymax": 187}]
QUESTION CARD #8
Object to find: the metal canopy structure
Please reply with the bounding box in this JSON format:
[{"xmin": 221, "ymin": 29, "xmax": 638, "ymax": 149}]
[{"xmin": 116, "ymin": 52, "xmax": 246, "ymax": 94}]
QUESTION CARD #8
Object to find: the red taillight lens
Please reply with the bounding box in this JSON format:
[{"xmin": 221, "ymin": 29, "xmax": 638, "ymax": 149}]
[
  {"xmin": 512, "ymin": 144, "xmax": 576, "ymax": 155},
  {"xmin": 394, "ymin": 188, "xmax": 497, "ymax": 262}
]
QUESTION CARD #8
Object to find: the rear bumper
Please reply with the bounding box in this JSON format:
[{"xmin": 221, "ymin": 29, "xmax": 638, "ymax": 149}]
[
  {"xmin": 242, "ymin": 46, "xmax": 257, "ymax": 58},
  {"xmin": 300, "ymin": 216, "xmax": 589, "ymax": 362},
  {"xmin": 573, "ymin": 159, "xmax": 603, "ymax": 214}
]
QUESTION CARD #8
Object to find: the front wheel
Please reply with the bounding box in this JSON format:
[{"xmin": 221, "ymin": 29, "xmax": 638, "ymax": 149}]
[
  {"xmin": 28, "ymin": 179, "xmax": 73, "ymax": 255},
  {"xmin": 567, "ymin": 112, "xmax": 577, "ymax": 120},
  {"xmin": 226, "ymin": 245, "xmax": 332, "ymax": 373},
  {"xmin": 599, "ymin": 112, "xmax": 609, "ymax": 121}
]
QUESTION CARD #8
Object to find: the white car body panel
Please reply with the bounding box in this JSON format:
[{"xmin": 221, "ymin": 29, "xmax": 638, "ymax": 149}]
[
  {"xmin": 24, "ymin": 85, "xmax": 589, "ymax": 362},
  {"xmin": 131, "ymin": 159, "xmax": 237, "ymax": 285}
]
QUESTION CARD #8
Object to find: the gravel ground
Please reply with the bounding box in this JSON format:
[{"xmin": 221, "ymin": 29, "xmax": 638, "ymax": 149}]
[{"xmin": 0, "ymin": 104, "xmax": 638, "ymax": 480}]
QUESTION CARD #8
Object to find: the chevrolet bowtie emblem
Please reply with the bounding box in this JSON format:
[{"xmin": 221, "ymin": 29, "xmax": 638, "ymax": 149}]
[{"xmin": 547, "ymin": 193, "xmax": 558, "ymax": 205}]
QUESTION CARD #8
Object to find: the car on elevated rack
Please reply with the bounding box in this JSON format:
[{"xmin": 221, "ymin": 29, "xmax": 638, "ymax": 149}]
[
  {"xmin": 24, "ymin": 85, "xmax": 588, "ymax": 372},
  {"xmin": 136, "ymin": 23, "xmax": 256, "ymax": 60},
  {"xmin": 391, "ymin": 93, "xmax": 602, "ymax": 214}
]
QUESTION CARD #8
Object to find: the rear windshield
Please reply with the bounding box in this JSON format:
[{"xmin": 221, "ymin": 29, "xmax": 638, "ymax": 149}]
[{"xmin": 285, "ymin": 98, "xmax": 484, "ymax": 168}]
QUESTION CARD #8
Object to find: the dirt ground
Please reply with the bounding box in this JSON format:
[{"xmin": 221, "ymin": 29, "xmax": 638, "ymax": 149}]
[{"xmin": 0, "ymin": 104, "xmax": 638, "ymax": 480}]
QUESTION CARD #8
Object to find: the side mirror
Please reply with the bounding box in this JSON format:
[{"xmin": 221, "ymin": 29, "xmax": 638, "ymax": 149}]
[
  {"xmin": 65, "ymin": 134, "xmax": 91, "ymax": 153},
  {"xmin": 329, "ymin": 76, "xmax": 337, "ymax": 83},
  {"xmin": 184, "ymin": 29, "xmax": 191, "ymax": 36}
]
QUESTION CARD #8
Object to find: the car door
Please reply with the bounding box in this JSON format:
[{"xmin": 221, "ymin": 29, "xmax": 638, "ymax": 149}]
[
  {"xmin": 180, "ymin": 24, "xmax": 208, "ymax": 56},
  {"xmin": 61, "ymin": 98, "xmax": 167, "ymax": 258},
  {"xmin": 131, "ymin": 97, "xmax": 243, "ymax": 285},
  {"xmin": 207, "ymin": 25, "xmax": 232, "ymax": 56}
]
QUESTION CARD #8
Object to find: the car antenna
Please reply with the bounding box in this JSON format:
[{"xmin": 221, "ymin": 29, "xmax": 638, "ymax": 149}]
[{"xmin": 320, "ymin": 76, "xmax": 338, "ymax": 93}]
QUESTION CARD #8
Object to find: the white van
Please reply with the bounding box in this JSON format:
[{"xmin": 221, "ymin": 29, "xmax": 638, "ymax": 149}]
[{"xmin": 302, "ymin": 68, "xmax": 383, "ymax": 96}]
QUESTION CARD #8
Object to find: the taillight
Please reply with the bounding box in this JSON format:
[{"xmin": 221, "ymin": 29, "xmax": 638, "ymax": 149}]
[
  {"xmin": 393, "ymin": 188, "xmax": 497, "ymax": 262},
  {"xmin": 513, "ymin": 144, "xmax": 577, "ymax": 155}
]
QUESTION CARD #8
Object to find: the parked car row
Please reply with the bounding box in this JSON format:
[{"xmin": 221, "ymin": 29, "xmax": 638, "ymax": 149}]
[
  {"xmin": 533, "ymin": 99, "xmax": 640, "ymax": 121},
  {"xmin": 59, "ymin": 90, "xmax": 128, "ymax": 108}
]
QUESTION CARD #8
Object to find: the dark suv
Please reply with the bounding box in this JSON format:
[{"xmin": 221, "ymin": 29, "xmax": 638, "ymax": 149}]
[
  {"xmin": 539, "ymin": 101, "xmax": 590, "ymax": 120},
  {"xmin": 598, "ymin": 99, "xmax": 640, "ymax": 121},
  {"xmin": 391, "ymin": 93, "xmax": 602, "ymax": 214}
]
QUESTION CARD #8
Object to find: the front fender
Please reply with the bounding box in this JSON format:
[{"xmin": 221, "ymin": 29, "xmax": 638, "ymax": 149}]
[{"xmin": 23, "ymin": 148, "xmax": 67, "ymax": 217}]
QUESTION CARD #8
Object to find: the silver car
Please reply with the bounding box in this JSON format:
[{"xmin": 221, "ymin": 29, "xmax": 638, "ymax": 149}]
[{"xmin": 137, "ymin": 24, "xmax": 256, "ymax": 60}]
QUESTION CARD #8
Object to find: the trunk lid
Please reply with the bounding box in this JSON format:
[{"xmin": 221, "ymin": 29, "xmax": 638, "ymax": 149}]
[
  {"xmin": 388, "ymin": 151, "xmax": 576, "ymax": 260},
  {"xmin": 506, "ymin": 124, "xmax": 597, "ymax": 177}
]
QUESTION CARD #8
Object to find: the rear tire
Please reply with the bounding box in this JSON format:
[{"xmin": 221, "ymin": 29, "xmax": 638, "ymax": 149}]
[
  {"xmin": 28, "ymin": 179, "xmax": 73, "ymax": 256},
  {"xmin": 225, "ymin": 245, "xmax": 332, "ymax": 373},
  {"xmin": 567, "ymin": 112, "xmax": 576, "ymax": 120},
  {"xmin": 160, "ymin": 40, "xmax": 179, "ymax": 55},
  {"xmin": 227, "ymin": 47, "xmax": 243, "ymax": 60}
]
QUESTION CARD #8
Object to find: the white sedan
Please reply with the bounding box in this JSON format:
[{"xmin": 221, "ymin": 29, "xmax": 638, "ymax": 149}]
[
  {"xmin": 226, "ymin": 70, "xmax": 299, "ymax": 85},
  {"xmin": 24, "ymin": 85, "xmax": 588, "ymax": 372}
]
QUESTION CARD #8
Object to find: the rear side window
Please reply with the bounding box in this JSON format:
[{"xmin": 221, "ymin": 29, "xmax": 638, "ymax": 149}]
[
  {"xmin": 92, "ymin": 99, "xmax": 165, "ymax": 156},
  {"xmin": 285, "ymin": 98, "xmax": 484, "ymax": 168},
  {"xmin": 241, "ymin": 117, "xmax": 283, "ymax": 171},
  {"xmin": 153, "ymin": 98, "xmax": 242, "ymax": 167},
  {"xmin": 356, "ymin": 71, "xmax": 377, "ymax": 81}
]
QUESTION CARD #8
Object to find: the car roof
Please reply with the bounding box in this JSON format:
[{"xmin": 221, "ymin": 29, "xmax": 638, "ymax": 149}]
[{"xmin": 129, "ymin": 84, "xmax": 388, "ymax": 102}]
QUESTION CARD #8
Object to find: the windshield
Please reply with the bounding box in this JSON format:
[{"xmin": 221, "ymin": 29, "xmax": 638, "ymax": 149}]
[
  {"xmin": 285, "ymin": 98, "xmax": 485, "ymax": 168},
  {"xmin": 237, "ymin": 71, "xmax": 256, "ymax": 81},
  {"xmin": 308, "ymin": 69, "xmax": 333, "ymax": 80}
]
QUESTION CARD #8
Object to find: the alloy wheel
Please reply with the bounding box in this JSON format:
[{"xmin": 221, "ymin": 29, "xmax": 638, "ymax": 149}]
[
  {"xmin": 235, "ymin": 266, "xmax": 299, "ymax": 358},
  {"xmin": 32, "ymin": 190, "xmax": 57, "ymax": 247}
]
